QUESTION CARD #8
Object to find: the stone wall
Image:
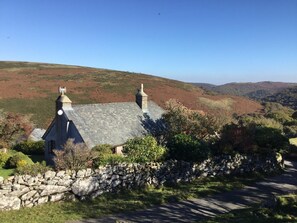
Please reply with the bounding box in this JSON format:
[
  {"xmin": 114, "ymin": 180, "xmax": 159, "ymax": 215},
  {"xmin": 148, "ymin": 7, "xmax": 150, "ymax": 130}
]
[{"xmin": 0, "ymin": 154, "xmax": 283, "ymax": 211}]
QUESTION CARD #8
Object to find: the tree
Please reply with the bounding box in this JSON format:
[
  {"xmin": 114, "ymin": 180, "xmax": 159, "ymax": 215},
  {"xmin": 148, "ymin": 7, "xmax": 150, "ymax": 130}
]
[
  {"xmin": 162, "ymin": 99, "xmax": 220, "ymax": 141},
  {"xmin": 0, "ymin": 111, "xmax": 33, "ymax": 148}
]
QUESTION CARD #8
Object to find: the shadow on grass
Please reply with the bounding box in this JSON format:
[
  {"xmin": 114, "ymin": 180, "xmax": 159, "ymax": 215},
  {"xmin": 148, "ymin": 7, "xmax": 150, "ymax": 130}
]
[{"xmin": 60, "ymin": 174, "xmax": 268, "ymax": 221}]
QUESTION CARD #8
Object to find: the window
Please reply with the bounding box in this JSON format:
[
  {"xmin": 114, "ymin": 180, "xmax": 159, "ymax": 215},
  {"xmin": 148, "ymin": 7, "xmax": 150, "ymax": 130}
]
[{"xmin": 48, "ymin": 140, "xmax": 56, "ymax": 154}]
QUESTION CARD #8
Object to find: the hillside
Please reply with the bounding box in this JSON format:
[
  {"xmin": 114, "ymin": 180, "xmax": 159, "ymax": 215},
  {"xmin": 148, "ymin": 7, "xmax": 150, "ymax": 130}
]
[
  {"xmin": 0, "ymin": 61, "xmax": 262, "ymax": 128},
  {"xmin": 194, "ymin": 82, "xmax": 297, "ymax": 100},
  {"xmin": 264, "ymin": 86, "xmax": 297, "ymax": 110}
]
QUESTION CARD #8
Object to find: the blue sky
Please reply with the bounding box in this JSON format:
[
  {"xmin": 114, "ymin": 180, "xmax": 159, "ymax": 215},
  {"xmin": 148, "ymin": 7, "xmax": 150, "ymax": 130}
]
[{"xmin": 0, "ymin": 0, "xmax": 296, "ymax": 84}]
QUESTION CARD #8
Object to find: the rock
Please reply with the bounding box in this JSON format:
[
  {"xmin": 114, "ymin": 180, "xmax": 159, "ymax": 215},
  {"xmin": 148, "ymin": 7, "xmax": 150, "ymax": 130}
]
[
  {"xmin": 71, "ymin": 177, "xmax": 99, "ymax": 196},
  {"xmin": 24, "ymin": 200, "xmax": 33, "ymax": 208},
  {"xmin": 21, "ymin": 190, "xmax": 37, "ymax": 201},
  {"xmin": 12, "ymin": 184, "xmax": 21, "ymax": 191},
  {"xmin": 7, "ymin": 176, "xmax": 14, "ymax": 182},
  {"xmin": 49, "ymin": 193, "xmax": 64, "ymax": 202},
  {"xmin": 112, "ymin": 180, "xmax": 121, "ymax": 188},
  {"xmin": 10, "ymin": 187, "xmax": 30, "ymax": 197},
  {"xmin": 38, "ymin": 196, "xmax": 48, "ymax": 204},
  {"xmin": 76, "ymin": 169, "xmax": 86, "ymax": 178},
  {"xmin": 44, "ymin": 171, "xmax": 56, "ymax": 180},
  {"xmin": 57, "ymin": 179, "xmax": 73, "ymax": 187},
  {"xmin": 85, "ymin": 168, "xmax": 92, "ymax": 177},
  {"xmin": 0, "ymin": 176, "xmax": 3, "ymax": 184},
  {"xmin": 56, "ymin": 170, "xmax": 65, "ymax": 177},
  {"xmin": 40, "ymin": 185, "xmax": 68, "ymax": 196},
  {"xmin": 0, "ymin": 183, "xmax": 12, "ymax": 190},
  {"xmin": 0, "ymin": 189, "xmax": 10, "ymax": 196},
  {"xmin": 0, "ymin": 195, "xmax": 21, "ymax": 210}
]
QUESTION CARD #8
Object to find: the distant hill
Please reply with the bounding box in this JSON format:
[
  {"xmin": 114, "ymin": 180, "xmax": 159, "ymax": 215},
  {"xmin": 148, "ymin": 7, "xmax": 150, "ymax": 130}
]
[
  {"xmin": 194, "ymin": 81, "xmax": 297, "ymax": 100},
  {"xmin": 264, "ymin": 86, "xmax": 297, "ymax": 110},
  {"xmin": 0, "ymin": 61, "xmax": 262, "ymax": 128}
]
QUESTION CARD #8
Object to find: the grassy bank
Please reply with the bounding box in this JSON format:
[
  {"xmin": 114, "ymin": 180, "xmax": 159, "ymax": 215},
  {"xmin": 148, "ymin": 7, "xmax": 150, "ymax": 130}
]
[
  {"xmin": 0, "ymin": 168, "xmax": 14, "ymax": 178},
  {"xmin": 0, "ymin": 174, "xmax": 266, "ymax": 223}
]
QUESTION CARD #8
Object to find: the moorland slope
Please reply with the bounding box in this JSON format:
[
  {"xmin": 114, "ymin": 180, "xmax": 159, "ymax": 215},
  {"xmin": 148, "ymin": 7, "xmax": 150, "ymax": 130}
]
[{"xmin": 0, "ymin": 61, "xmax": 262, "ymax": 127}]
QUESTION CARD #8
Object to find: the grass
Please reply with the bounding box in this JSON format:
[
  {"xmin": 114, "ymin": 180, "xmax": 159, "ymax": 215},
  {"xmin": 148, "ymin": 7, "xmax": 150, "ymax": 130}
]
[
  {"xmin": 0, "ymin": 168, "xmax": 14, "ymax": 178},
  {"xmin": 202, "ymin": 194, "xmax": 297, "ymax": 223},
  {"xmin": 0, "ymin": 173, "xmax": 267, "ymax": 223},
  {"xmin": 0, "ymin": 152, "xmax": 45, "ymax": 178}
]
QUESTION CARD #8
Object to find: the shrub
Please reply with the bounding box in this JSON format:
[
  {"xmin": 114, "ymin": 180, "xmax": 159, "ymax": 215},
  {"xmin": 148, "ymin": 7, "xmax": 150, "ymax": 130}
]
[
  {"xmin": 0, "ymin": 152, "xmax": 10, "ymax": 168},
  {"xmin": 13, "ymin": 140, "xmax": 44, "ymax": 155},
  {"xmin": 93, "ymin": 154, "xmax": 129, "ymax": 167},
  {"xmin": 92, "ymin": 144, "xmax": 126, "ymax": 167},
  {"xmin": 92, "ymin": 144, "xmax": 113, "ymax": 155},
  {"xmin": 15, "ymin": 161, "xmax": 51, "ymax": 176},
  {"xmin": 123, "ymin": 136, "xmax": 166, "ymax": 163},
  {"xmin": 162, "ymin": 99, "xmax": 221, "ymax": 141},
  {"xmin": 16, "ymin": 159, "xmax": 28, "ymax": 168},
  {"xmin": 217, "ymin": 123, "xmax": 289, "ymax": 155},
  {"xmin": 167, "ymin": 134, "xmax": 209, "ymax": 162},
  {"xmin": 7, "ymin": 152, "xmax": 33, "ymax": 168},
  {"xmin": 254, "ymin": 127, "xmax": 289, "ymax": 154},
  {"xmin": 54, "ymin": 139, "xmax": 97, "ymax": 170}
]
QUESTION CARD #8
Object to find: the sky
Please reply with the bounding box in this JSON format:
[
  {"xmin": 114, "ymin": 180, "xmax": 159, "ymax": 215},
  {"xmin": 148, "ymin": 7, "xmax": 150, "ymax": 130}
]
[{"xmin": 0, "ymin": 0, "xmax": 296, "ymax": 84}]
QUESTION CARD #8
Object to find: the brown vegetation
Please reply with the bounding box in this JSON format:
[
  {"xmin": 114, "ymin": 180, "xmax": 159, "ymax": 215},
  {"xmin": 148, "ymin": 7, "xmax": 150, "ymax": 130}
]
[{"xmin": 0, "ymin": 61, "xmax": 262, "ymax": 127}]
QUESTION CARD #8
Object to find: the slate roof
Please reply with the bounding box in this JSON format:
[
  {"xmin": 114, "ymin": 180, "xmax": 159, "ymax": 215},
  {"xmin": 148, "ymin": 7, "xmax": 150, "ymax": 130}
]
[
  {"xmin": 64, "ymin": 101, "xmax": 164, "ymax": 148},
  {"xmin": 29, "ymin": 128, "xmax": 46, "ymax": 141}
]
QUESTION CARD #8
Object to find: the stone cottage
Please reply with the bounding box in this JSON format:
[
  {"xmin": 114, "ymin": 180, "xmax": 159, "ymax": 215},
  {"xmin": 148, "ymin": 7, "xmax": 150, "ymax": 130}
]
[{"xmin": 42, "ymin": 84, "xmax": 164, "ymax": 163}]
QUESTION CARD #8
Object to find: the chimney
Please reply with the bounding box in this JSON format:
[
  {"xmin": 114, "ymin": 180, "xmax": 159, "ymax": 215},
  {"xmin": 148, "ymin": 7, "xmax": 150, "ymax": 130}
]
[
  {"xmin": 55, "ymin": 86, "xmax": 72, "ymax": 113},
  {"xmin": 136, "ymin": 84, "xmax": 148, "ymax": 112}
]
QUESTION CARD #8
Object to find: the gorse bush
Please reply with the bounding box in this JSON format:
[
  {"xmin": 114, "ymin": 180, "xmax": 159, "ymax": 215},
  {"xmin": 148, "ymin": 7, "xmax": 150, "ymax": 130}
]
[
  {"xmin": 92, "ymin": 144, "xmax": 113, "ymax": 155},
  {"xmin": 93, "ymin": 154, "xmax": 129, "ymax": 167},
  {"xmin": 123, "ymin": 136, "xmax": 166, "ymax": 163},
  {"xmin": 0, "ymin": 152, "xmax": 10, "ymax": 168},
  {"xmin": 167, "ymin": 134, "xmax": 209, "ymax": 162},
  {"xmin": 92, "ymin": 144, "xmax": 127, "ymax": 167},
  {"xmin": 54, "ymin": 139, "xmax": 97, "ymax": 170},
  {"xmin": 6, "ymin": 152, "xmax": 33, "ymax": 168},
  {"xmin": 15, "ymin": 161, "xmax": 50, "ymax": 176},
  {"xmin": 13, "ymin": 140, "xmax": 44, "ymax": 155}
]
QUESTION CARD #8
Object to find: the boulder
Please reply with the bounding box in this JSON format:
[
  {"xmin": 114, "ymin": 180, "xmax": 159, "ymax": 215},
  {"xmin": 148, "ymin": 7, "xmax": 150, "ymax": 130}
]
[
  {"xmin": 0, "ymin": 195, "xmax": 21, "ymax": 210},
  {"xmin": 71, "ymin": 177, "xmax": 99, "ymax": 196}
]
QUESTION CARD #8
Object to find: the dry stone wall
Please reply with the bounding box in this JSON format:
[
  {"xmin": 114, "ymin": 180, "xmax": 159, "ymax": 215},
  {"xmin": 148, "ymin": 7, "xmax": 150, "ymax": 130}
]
[{"xmin": 0, "ymin": 154, "xmax": 283, "ymax": 211}]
